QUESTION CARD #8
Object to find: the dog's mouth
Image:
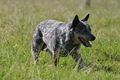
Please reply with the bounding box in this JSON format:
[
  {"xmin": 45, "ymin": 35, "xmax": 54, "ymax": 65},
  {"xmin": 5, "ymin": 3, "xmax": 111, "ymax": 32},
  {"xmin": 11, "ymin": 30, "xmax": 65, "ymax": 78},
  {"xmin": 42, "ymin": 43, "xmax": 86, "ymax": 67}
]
[{"xmin": 78, "ymin": 37, "xmax": 92, "ymax": 47}]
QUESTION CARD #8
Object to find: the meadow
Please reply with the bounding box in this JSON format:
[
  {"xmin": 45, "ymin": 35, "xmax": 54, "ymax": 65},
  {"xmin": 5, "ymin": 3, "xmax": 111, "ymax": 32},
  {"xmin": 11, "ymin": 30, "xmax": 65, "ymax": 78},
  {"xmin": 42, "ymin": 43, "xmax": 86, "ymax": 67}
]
[{"xmin": 0, "ymin": 0, "xmax": 120, "ymax": 80}]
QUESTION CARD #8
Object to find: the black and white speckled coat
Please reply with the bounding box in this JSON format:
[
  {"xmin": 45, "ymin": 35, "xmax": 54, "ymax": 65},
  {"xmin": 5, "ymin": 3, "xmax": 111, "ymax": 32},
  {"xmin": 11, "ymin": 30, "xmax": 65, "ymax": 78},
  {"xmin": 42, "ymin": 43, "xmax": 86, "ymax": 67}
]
[{"xmin": 31, "ymin": 14, "xmax": 96, "ymax": 68}]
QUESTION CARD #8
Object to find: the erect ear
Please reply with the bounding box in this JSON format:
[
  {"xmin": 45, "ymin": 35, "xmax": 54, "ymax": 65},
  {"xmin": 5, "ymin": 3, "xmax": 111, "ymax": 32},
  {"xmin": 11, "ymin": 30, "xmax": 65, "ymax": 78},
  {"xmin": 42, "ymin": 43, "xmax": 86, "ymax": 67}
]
[
  {"xmin": 72, "ymin": 15, "xmax": 79, "ymax": 28},
  {"xmin": 82, "ymin": 14, "xmax": 90, "ymax": 21}
]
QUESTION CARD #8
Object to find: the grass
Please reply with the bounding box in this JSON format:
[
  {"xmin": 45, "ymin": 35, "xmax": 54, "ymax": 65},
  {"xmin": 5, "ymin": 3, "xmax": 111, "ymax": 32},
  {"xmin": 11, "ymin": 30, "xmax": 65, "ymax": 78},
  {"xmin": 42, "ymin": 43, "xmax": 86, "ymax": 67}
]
[{"xmin": 0, "ymin": 0, "xmax": 120, "ymax": 80}]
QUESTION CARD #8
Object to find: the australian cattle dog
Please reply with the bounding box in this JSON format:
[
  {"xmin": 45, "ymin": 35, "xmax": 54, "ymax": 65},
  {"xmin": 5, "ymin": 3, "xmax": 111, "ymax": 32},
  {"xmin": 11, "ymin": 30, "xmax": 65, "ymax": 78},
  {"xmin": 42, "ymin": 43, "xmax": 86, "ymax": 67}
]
[{"xmin": 31, "ymin": 14, "xmax": 96, "ymax": 68}]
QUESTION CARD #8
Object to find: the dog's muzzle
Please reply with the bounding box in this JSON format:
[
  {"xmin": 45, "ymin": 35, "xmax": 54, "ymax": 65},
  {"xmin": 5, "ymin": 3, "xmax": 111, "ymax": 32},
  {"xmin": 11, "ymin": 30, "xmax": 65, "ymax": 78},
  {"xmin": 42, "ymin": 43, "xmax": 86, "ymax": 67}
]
[{"xmin": 78, "ymin": 36, "xmax": 95, "ymax": 47}]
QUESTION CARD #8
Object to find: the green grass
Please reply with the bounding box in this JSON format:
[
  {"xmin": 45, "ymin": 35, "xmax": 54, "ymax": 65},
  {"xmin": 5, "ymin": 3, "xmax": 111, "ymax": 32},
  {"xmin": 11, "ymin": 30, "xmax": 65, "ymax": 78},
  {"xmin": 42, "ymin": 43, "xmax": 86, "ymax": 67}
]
[{"xmin": 0, "ymin": 0, "xmax": 120, "ymax": 80}]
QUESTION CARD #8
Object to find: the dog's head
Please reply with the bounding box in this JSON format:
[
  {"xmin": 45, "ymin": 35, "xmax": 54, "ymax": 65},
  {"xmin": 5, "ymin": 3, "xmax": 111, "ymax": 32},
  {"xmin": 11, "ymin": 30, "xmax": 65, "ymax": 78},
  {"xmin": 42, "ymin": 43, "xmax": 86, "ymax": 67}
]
[{"xmin": 71, "ymin": 14, "xmax": 96, "ymax": 47}]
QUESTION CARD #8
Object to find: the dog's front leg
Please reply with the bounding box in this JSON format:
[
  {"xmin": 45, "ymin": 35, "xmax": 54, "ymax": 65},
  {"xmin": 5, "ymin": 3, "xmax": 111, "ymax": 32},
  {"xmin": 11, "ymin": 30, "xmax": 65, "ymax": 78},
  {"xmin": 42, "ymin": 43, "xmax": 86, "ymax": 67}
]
[{"xmin": 71, "ymin": 51, "xmax": 86, "ymax": 68}]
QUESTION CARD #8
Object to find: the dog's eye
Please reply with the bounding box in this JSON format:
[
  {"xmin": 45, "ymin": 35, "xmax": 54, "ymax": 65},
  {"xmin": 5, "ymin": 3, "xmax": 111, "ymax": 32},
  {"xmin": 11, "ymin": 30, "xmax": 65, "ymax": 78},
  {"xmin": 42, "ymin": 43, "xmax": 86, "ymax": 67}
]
[
  {"xmin": 88, "ymin": 28, "xmax": 91, "ymax": 31},
  {"xmin": 83, "ymin": 29, "xmax": 87, "ymax": 32}
]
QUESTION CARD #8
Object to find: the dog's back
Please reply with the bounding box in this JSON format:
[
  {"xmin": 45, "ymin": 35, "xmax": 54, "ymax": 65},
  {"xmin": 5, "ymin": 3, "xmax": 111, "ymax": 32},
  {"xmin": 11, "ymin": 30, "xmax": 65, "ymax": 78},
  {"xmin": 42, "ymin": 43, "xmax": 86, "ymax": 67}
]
[{"xmin": 36, "ymin": 20, "xmax": 72, "ymax": 49}]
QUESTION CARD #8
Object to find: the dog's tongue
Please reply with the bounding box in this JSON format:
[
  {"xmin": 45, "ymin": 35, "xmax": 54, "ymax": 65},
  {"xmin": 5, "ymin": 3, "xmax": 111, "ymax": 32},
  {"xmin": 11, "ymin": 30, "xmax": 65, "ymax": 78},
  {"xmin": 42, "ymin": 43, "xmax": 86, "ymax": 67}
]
[
  {"xmin": 85, "ymin": 41, "xmax": 92, "ymax": 47},
  {"xmin": 79, "ymin": 37, "xmax": 92, "ymax": 47}
]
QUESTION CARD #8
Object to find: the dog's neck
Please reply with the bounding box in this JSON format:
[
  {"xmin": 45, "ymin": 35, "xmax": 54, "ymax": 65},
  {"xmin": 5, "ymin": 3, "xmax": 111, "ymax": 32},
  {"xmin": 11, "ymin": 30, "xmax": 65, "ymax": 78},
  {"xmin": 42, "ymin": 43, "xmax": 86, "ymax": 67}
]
[
  {"xmin": 66, "ymin": 22, "xmax": 81, "ymax": 45},
  {"xmin": 65, "ymin": 34, "xmax": 81, "ymax": 52},
  {"xmin": 69, "ymin": 31, "xmax": 81, "ymax": 45}
]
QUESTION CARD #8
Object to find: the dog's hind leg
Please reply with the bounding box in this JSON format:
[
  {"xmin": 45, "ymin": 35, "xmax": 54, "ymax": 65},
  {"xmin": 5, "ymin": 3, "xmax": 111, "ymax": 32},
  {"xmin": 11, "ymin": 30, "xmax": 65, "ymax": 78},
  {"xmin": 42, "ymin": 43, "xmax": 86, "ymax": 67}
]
[
  {"xmin": 71, "ymin": 51, "xmax": 86, "ymax": 68},
  {"xmin": 51, "ymin": 51, "xmax": 59, "ymax": 67},
  {"xmin": 31, "ymin": 29, "xmax": 44, "ymax": 64}
]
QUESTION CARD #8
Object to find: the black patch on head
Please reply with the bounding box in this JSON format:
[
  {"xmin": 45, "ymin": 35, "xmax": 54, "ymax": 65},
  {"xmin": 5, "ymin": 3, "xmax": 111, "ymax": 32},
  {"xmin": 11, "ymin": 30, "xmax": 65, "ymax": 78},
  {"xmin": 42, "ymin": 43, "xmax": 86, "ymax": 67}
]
[{"xmin": 72, "ymin": 21, "xmax": 88, "ymax": 33}]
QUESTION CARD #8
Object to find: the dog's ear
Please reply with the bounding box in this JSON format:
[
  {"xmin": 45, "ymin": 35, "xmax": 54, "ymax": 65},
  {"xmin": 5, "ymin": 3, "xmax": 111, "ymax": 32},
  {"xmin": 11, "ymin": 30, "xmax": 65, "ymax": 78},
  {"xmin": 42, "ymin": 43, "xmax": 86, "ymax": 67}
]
[
  {"xmin": 82, "ymin": 14, "xmax": 90, "ymax": 21},
  {"xmin": 72, "ymin": 15, "xmax": 79, "ymax": 28}
]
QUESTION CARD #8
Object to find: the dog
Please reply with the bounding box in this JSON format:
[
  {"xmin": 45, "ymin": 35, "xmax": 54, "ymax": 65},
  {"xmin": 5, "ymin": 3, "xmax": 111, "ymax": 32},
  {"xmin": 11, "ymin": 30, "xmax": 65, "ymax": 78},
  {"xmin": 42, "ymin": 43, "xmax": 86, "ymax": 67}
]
[{"xmin": 31, "ymin": 14, "xmax": 95, "ymax": 68}]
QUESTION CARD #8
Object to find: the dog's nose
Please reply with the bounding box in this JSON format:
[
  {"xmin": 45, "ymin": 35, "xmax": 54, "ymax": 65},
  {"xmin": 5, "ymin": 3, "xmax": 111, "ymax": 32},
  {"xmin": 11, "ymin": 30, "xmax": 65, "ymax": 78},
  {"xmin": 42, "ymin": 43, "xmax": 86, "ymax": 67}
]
[{"xmin": 91, "ymin": 36, "xmax": 96, "ymax": 41}]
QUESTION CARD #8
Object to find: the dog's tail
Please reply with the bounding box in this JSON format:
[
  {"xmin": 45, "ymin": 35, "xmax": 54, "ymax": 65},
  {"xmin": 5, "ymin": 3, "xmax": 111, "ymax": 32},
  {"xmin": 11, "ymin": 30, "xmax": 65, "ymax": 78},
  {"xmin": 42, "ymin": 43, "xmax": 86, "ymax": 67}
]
[{"xmin": 31, "ymin": 27, "xmax": 46, "ymax": 63}]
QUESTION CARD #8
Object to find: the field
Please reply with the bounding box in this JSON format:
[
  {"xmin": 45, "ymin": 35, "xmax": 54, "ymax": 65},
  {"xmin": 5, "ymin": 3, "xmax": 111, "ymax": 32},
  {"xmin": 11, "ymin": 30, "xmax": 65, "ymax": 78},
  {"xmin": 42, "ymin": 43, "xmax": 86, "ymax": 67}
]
[{"xmin": 0, "ymin": 0, "xmax": 120, "ymax": 80}]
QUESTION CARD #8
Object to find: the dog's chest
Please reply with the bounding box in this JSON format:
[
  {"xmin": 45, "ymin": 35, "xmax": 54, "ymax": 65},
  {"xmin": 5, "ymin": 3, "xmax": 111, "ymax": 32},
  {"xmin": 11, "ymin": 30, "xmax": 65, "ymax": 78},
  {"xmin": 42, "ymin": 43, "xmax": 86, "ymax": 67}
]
[{"xmin": 58, "ymin": 42, "xmax": 80, "ymax": 57}]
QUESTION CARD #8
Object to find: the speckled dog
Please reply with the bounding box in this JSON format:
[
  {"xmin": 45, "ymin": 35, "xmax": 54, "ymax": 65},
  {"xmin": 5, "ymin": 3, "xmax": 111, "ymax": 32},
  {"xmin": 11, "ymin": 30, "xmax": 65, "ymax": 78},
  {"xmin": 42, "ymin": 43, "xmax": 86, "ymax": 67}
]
[{"xmin": 31, "ymin": 14, "xmax": 95, "ymax": 68}]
